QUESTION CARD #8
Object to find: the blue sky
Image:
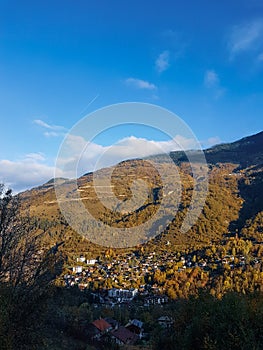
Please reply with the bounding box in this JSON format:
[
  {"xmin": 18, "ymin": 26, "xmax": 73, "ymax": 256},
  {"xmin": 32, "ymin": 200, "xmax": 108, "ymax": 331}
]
[{"xmin": 0, "ymin": 0, "xmax": 263, "ymax": 192}]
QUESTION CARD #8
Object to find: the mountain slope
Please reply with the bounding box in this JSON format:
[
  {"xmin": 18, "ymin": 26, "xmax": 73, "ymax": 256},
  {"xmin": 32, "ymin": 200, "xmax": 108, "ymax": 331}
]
[
  {"xmin": 204, "ymin": 131, "xmax": 263, "ymax": 166},
  {"xmin": 18, "ymin": 131, "xmax": 263, "ymax": 256}
]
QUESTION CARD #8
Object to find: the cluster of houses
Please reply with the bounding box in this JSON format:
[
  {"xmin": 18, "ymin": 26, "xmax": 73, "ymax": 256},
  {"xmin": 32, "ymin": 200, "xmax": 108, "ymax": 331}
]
[
  {"xmin": 86, "ymin": 317, "xmax": 143, "ymax": 347},
  {"xmin": 64, "ymin": 251, "xmax": 159, "ymax": 289},
  {"xmin": 63, "ymin": 251, "xmax": 172, "ymax": 305},
  {"xmin": 86, "ymin": 315, "xmax": 174, "ymax": 348},
  {"xmin": 63, "ymin": 243, "xmax": 261, "ymax": 305}
]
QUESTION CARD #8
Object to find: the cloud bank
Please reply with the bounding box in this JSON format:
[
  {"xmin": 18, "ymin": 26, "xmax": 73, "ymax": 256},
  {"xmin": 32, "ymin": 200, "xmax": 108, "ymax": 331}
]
[
  {"xmin": 0, "ymin": 154, "xmax": 61, "ymax": 193},
  {"xmin": 1, "ymin": 135, "xmax": 220, "ymax": 193},
  {"xmin": 57, "ymin": 134, "xmax": 200, "ymax": 179}
]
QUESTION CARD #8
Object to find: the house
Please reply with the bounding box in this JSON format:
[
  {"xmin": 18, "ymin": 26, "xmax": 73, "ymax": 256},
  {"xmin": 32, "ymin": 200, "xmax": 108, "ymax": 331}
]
[
  {"xmin": 125, "ymin": 319, "xmax": 144, "ymax": 339},
  {"xmin": 87, "ymin": 259, "xmax": 97, "ymax": 265},
  {"xmin": 108, "ymin": 288, "xmax": 138, "ymax": 301},
  {"xmin": 77, "ymin": 256, "xmax": 86, "ymax": 263},
  {"xmin": 92, "ymin": 319, "xmax": 112, "ymax": 336},
  {"xmin": 111, "ymin": 326, "xmax": 138, "ymax": 345},
  {"xmin": 127, "ymin": 319, "xmax": 143, "ymax": 329},
  {"xmin": 73, "ymin": 266, "xmax": 83, "ymax": 273},
  {"xmin": 144, "ymin": 295, "xmax": 168, "ymax": 306}
]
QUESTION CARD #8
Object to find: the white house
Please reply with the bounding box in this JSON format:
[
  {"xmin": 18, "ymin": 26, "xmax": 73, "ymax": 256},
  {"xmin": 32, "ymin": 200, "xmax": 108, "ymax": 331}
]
[
  {"xmin": 73, "ymin": 266, "xmax": 83, "ymax": 273},
  {"xmin": 77, "ymin": 256, "xmax": 86, "ymax": 263},
  {"xmin": 87, "ymin": 259, "xmax": 97, "ymax": 265},
  {"xmin": 108, "ymin": 288, "xmax": 138, "ymax": 301}
]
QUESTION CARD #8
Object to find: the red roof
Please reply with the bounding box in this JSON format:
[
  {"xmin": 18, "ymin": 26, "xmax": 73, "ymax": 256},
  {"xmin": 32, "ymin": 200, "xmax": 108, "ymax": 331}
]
[
  {"xmin": 112, "ymin": 326, "xmax": 138, "ymax": 345},
  {"xmin": 92, "ymin": 319, "xmax": 111, "ymax": 332}
]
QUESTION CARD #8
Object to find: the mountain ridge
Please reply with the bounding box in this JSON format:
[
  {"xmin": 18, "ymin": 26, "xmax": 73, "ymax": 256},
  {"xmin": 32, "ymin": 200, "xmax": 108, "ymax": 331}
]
[
  {"xmin": 16, "ymin": 130, "xmax": 262, "ymax": 257},
  {"xmin": 35, "ymin": 130, "xmax": 263, "ymax": 191}
]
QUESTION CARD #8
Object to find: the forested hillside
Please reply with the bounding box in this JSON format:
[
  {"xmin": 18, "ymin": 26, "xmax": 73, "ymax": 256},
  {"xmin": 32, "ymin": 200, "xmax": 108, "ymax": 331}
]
[{"xmin": 19, "ymin": 131, "xmax": 263, "ymax": 255}]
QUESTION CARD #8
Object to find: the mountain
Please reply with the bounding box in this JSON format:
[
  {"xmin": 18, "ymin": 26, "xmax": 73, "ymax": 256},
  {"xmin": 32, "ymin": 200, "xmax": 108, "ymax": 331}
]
[
  {"xmin": 18, "ymin": 131, "xmax": 263, "ymax": 257},
  {"xmin": 148, "ymin": 130, "xmax": 263, "ymax": 167},
  {"xmin": 204, "ymin": 130, "xmax": 263, "ymax": 166}
]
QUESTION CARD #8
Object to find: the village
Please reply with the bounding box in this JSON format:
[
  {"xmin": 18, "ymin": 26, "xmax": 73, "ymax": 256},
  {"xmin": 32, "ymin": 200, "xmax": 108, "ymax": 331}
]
[
  {"xmin": 63, "ymin": 237, "xmax": 262, "ymax": 306},
  {"xmin": 59, "ymin": 240, "xmax": 262, "ymax": 348}
]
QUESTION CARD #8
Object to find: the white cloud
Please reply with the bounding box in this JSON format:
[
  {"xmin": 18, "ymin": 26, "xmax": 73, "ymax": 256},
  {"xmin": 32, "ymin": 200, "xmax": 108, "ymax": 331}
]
[
  {"xmin": 155, "ymin": 50, "xmax": 170, "ymax": 73},
  {"xmin": 204, "ymin": 70, "xmax": 225, "ymax": 99},
  {"xmin": 34, "ymin": 119, "xmax": 66, "ymax": 137},
  {"xmin": 125, "ymin": 78, "xmax": 157, "ymax": 90},
  {"xmin": 44, "ymin": 131, "xmax": 60, "ymax": 137},
  {"xmin": 57, "ymin": 134, "xmax": 199, "ymax": 179},
  {"xmin": 0, "ymin": 156, "xmax": 62, "ymax": 193},
  {"xmin": 34, "ymin": 119, "xmax": 64, "ymax": 130},
  {"xmin": 24, "ymin": 152, "xmax": 46, "ymax": 162},
  {"xmin": 228, "ymin": 19, "xmax": 263, "ymax": 58},
  {"xmin": 1, "ymin": 135, "xmax": 204, "ymax": 193},
  {"xmin": 204, "ymin": 70, "xmax": 219, "ymax": 88}
]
